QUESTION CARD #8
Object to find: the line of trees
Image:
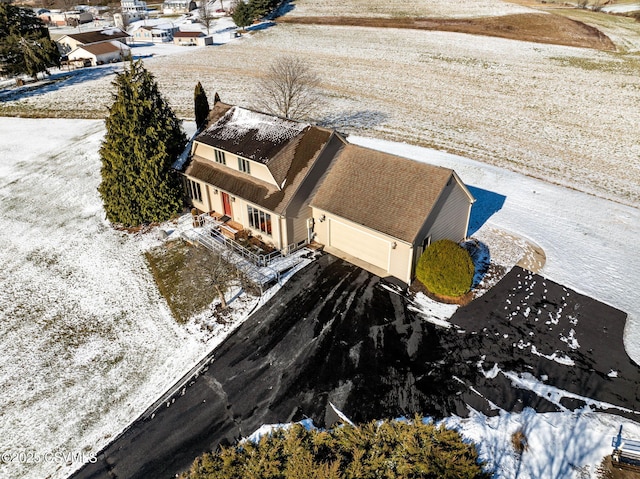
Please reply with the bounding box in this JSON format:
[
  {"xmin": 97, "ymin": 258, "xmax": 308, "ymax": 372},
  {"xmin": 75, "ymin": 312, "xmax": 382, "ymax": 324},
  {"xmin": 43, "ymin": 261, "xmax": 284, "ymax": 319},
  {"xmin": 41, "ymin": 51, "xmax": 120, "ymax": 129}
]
[{"xmin": 0, "ymin": 3, "xmax": 60, "ymax": 79}]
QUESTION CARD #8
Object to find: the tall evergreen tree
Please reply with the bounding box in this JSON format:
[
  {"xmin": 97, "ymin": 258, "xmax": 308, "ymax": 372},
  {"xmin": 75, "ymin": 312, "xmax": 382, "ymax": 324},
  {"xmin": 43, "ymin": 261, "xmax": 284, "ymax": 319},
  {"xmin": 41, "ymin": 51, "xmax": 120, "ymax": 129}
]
[
  {"xmin": 194, "ymin": 81, "xmax": 210, "ymax": 131},
  {"xmin": 0, "ymin": 3, "xmax": 60, "ymax": 79},
  {"xmin": 99, "ymin": 60, "xmax": 187, "ymax": 227},
  {"xmin": 231, "ymin": 0, "xmax": 253, "ymax": 31}
]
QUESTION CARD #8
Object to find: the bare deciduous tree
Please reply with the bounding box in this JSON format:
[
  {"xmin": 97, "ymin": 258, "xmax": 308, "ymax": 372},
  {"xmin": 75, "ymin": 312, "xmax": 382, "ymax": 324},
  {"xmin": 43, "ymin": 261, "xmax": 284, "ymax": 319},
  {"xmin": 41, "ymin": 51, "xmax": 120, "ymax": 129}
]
[
  {"xmin": 253, "ymin": 56, "xmax": 322, "ymax": 120},
  {"xmin": 199, "ymin": 0, "xmax": 215, "ymax": 35},
  {"xmin": 209, "ymin": 250, "xmax": 237, "ymax": 309}
]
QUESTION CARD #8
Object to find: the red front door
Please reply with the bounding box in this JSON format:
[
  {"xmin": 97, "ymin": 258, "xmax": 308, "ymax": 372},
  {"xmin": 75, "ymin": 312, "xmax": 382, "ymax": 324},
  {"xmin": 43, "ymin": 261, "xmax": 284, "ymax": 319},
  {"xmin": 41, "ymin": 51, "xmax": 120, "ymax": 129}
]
[{"xmin": 221, "ymin": 192, "xmax": 232, "ymax": 217}]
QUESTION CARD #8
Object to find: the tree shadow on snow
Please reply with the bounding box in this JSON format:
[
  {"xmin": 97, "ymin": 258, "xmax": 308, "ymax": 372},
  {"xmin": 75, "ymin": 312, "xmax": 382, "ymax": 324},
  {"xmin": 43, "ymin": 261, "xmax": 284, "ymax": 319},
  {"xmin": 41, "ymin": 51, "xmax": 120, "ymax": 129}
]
[
  {"xmin": 467, "ymin": 185, "xmax": 506, "ymax": 236},
  {"xmin": 0, "ymin": 65, "xmax": 121, "ymax": 103},
  {"xmin": 271, "ymin": 0, "xmax": 295, "ymax": 18},
  {"xmin": 317, "ymin": 110, "xmax": 389, "ymax": 131},
  {"xmin": 247, "ymin": 21, "xmax": 276, "ymax": 32},
  {"xmin": 461, "ymin": 238, "xmax": 490, "ymax": 288}
]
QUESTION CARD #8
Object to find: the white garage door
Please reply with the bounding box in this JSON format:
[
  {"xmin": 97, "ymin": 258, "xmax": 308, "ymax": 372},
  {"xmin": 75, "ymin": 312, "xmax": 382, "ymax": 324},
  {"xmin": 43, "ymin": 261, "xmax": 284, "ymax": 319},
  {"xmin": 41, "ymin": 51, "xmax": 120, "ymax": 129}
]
[{"xmin": 328, "ymin": 218, "xmax": 390, "ymax": 271}]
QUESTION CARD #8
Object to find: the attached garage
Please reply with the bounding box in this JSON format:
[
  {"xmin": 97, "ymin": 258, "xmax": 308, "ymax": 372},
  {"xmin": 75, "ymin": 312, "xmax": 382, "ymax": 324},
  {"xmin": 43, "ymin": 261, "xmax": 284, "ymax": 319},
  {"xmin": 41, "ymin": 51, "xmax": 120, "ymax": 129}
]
[
  {"xmin": 327, "ymin": 217, "xmax": 391, "ymax": 272},
  {"xmin": 310, "ymin": 144, "xmax": 475, "ymax": 285}
]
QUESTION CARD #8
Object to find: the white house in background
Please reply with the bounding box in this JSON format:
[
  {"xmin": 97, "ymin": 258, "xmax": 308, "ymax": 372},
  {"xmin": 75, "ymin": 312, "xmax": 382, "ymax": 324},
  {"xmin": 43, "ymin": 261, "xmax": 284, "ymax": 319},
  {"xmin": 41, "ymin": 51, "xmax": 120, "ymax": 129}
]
[
  {"xmin": 67, "ymin": 41, "xmax": 131, "ymax": 66},
  {"xmin": 173, "ymin": 30, "xmax": 212, "ymax": 46},
  {"xmin": 178, "ymin": 101, "xmax": 475, "ymax": 285},
  {"xmin": 121, "ymin": 0, "xmax": 147, "ymax": 14},
  {"xmin": 131, "ymin": 24, "xmax": 178, "ymax": 43},
  {"xmin": 163, "ymin": 0, "xmax": 197, "ymax": 14}
]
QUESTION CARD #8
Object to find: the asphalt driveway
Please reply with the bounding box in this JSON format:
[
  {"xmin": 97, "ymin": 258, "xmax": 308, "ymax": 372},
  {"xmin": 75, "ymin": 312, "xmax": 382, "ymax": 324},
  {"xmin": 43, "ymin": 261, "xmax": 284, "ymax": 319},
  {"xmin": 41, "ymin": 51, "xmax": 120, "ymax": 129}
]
[{"xmin": 70, "ymin": 254, "xmax": 634, "ymax": 479}]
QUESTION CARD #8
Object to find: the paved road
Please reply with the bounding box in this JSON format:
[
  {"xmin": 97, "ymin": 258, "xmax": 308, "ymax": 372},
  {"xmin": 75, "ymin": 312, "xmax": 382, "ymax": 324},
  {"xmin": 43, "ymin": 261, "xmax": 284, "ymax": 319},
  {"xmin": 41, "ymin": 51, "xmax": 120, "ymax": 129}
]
[{"xmin": 71, "ymin": 254, "xmax": 635, "ymax": 479}]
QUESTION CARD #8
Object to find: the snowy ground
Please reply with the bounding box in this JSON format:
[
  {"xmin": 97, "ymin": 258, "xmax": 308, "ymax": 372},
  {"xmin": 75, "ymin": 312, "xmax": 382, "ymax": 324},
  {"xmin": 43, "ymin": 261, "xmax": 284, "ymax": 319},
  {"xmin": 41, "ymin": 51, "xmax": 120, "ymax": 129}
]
[
  {"xmin": 3, "ymin": 21, "xmax": 640, "ymax": 208},
  {"xmin": 287, "ymin": 0, "xmax": 536, "ymax": 18},
  {"xmin": 1, "ymin": 118, "xmax": 638, "ymax": 479},
  {"xmin": 0, "ymin": 118, "xmax": 306, "ymax": 479}
]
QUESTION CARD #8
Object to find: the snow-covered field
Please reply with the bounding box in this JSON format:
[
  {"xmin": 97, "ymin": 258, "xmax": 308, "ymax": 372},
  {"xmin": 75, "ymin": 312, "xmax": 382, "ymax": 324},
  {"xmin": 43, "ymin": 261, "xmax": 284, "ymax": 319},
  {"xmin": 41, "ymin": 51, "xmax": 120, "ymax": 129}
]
[
  {"xmin": 4, "ymin": 20, "xmax": 640, "ymax": 208},
  {"xmin": 286, "ymin": 0, "xmax": 535, "ymax": 18},
  {"xmin": 2, "ymin": 117, "xmax": 638, "ymax": 479}
]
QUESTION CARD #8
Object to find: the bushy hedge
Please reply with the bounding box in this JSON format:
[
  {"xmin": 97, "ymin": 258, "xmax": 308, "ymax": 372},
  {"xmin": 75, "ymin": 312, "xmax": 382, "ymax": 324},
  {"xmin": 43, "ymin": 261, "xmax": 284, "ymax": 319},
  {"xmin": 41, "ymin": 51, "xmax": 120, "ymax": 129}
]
[
  {"xmin": 180, "ymin": 418, "xmax": 489, "ymax": 479},
  {"xmin": 416, "ymin": 239, "xmax": 474, "ymax": 298}
]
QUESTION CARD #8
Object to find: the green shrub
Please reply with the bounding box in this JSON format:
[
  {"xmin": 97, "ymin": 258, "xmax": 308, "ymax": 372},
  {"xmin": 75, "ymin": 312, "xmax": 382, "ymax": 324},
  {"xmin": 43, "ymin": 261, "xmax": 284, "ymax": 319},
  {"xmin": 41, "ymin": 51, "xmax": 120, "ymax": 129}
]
[
  {"xmin": 416, "ymin": 239, "xmax": 474, "ymax": 298},
  {"xmin": 180, "ymin": 417, "xmax": 489, "ymax": 479}
]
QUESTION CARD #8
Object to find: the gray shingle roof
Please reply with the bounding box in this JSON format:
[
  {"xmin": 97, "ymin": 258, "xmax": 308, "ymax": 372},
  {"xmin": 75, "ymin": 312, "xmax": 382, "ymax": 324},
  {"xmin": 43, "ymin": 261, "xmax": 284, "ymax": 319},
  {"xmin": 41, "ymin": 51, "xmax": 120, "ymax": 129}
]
[{"xmin": 62, "ymin": 29, "xmax": 130, "ymax": 45}]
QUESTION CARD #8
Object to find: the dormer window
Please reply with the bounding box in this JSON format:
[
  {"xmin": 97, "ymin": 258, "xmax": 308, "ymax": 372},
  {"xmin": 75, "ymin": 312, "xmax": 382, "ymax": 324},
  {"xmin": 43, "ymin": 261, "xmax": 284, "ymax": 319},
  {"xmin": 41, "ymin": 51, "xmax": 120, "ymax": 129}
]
[
  {"xmin": 214, "ymin": 149, "xmax": 226, "ymax": 165},
  {"xmin": 238, "ymin": 157, "xmax": 251, "ymax": 174}
]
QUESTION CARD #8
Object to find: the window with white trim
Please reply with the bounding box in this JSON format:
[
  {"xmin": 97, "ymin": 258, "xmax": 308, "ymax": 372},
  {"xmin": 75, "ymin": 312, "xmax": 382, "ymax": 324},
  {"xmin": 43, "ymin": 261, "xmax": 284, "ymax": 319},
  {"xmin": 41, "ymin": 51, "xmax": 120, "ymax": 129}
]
[
  {"xmin": 186, "ymin": 178, "xmax": 202, "ymax": 202},
  {"xmin": 247, "ymin": 205, "xmax": 272, "ymax": 236},
  {"xmin": 238, "ymin": 157, "xmax": 251, "ymax": 174},
  {"xmin": 214, "ymin": 149, "xmax": 226, "ymax": 165}
]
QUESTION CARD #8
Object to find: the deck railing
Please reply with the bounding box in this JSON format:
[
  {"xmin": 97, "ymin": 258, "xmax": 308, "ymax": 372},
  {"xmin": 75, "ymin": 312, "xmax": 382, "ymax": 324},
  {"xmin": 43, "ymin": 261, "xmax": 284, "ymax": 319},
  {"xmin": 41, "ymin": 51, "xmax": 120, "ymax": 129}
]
[{"xmin": 184, "ymin": 213, "xmax": 308, "ymax": 268}]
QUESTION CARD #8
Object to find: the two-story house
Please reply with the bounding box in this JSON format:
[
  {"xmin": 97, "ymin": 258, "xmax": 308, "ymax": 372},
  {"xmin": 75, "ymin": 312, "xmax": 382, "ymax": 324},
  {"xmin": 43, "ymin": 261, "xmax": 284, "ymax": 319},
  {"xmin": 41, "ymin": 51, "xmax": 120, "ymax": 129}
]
[{"xmin": 178, "ymin": 101, "xmax": 475, "ymax": 285}]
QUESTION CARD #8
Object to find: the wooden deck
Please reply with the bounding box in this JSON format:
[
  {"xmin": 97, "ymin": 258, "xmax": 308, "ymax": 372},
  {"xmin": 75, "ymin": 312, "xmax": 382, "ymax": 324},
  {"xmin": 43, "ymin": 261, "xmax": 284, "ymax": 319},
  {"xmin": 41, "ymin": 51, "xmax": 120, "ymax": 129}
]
[{"xmin": 208, "ymin": 212, "xmax": 244, "ymax": 240}]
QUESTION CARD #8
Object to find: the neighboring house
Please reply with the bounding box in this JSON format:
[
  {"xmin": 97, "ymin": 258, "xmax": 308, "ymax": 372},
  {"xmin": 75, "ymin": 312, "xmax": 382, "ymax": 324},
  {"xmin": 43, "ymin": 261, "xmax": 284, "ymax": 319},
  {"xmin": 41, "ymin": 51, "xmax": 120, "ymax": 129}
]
[
  {"xmin": 121, "ymin": 0, "xmax": 148, "ymax": 14},
  {"xmin": 178, "ymin": 102, "xmax": 475, "ymax": 285},
  {"xmin": 56, "ymin": 28, "xmax": 130, "ymax": 55},
  {"xmin": 48, "ymin": 10, "xmax": 93, "ymax": 26},
  {"xmin": 131, "ymin": 24, "xmax": 178, "ymax": 43},
  {"xmin": 163, "ymin": 0, "xmax": 197, "ymax": 14},
  {"xmin": 173, "ymin": 31, "xmax": 212, "ymax": 46},
  {"xmin": 67, "ymin": 41, "xmax": 131, "ymax": 66}
]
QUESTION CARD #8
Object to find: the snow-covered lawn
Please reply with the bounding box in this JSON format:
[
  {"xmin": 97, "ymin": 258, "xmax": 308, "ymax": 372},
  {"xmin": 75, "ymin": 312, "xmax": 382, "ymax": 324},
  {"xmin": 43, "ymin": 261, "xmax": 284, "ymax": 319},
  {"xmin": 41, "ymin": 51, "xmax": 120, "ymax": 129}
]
[{"xmin": 0, "ymin": 118, "xmax": 292, "ymax": 479}]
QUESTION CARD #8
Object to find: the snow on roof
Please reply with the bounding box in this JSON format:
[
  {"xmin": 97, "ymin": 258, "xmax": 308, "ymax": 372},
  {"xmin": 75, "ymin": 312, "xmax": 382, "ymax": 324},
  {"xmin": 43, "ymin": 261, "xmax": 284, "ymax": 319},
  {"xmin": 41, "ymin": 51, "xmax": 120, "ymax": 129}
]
[
  {"xmin": 196, "ymin": 106, "xmax": 309, "ymax": 163},
  {"xmin": 220, "ymin": 107, "xmax": 307, "ymax": 144}
]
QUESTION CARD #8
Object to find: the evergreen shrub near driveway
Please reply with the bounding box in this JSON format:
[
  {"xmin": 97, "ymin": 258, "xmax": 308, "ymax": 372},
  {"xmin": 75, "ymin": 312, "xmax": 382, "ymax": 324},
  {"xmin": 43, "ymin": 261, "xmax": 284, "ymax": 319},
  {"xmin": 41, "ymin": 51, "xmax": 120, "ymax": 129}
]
[
  {"xmin": 180, "ymin": 418, "xmax": 489, "ymax": 479},
  {"xmin": 416, "ymin": 239, "xmax": 474, "ymax": 298}
]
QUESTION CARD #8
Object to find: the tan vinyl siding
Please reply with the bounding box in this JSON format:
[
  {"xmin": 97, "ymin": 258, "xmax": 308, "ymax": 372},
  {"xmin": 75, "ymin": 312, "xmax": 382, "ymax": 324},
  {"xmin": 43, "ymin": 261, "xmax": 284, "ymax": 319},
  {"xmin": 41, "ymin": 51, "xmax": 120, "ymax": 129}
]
[
  {"xmin": 287, "ymin": 205, "xmax": 312, "ymax": 247},
  {"xmin": 238, "ymin": 159, "xmax": 277, "ymax": 186},
  {"xmin": 191, "ymin": 142, "xmax": 279, "ymax": 188},
  {"xmin": 282, "ymin": 133, "xmax": 347, "ymax": 248},
  {"xmin": 183, "ymin": 175, "xmax": 208, "ymax": 212},
  {"xmin": 312, "ymin": 209, "xmax": 413, "ymax": 284},
  {"xmin": 237, "ymin": 198, "xmax": 283, "ymax": 249},
  {"xmin": 205, "ymin": 184, "xmax": 222, "ymax": 213}
]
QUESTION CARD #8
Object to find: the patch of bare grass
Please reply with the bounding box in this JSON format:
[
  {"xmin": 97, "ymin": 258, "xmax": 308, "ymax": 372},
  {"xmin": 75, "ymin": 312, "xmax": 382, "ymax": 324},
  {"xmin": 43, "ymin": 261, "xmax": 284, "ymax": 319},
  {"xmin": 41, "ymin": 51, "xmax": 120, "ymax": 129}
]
[
  {"xmin": 596, "ymin": 456, "xmax": 640, "ymax": 479},
  {"xmin": 279, "ymin": 13, "xmax": 616, "ymax": 50},
  {"xmin": 511, "ymin": 429, "xmax": 528, "ymax": 454},
  {"xmin": 145, "ymin": 239, "xmax": 223, "ymax": 323}
]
